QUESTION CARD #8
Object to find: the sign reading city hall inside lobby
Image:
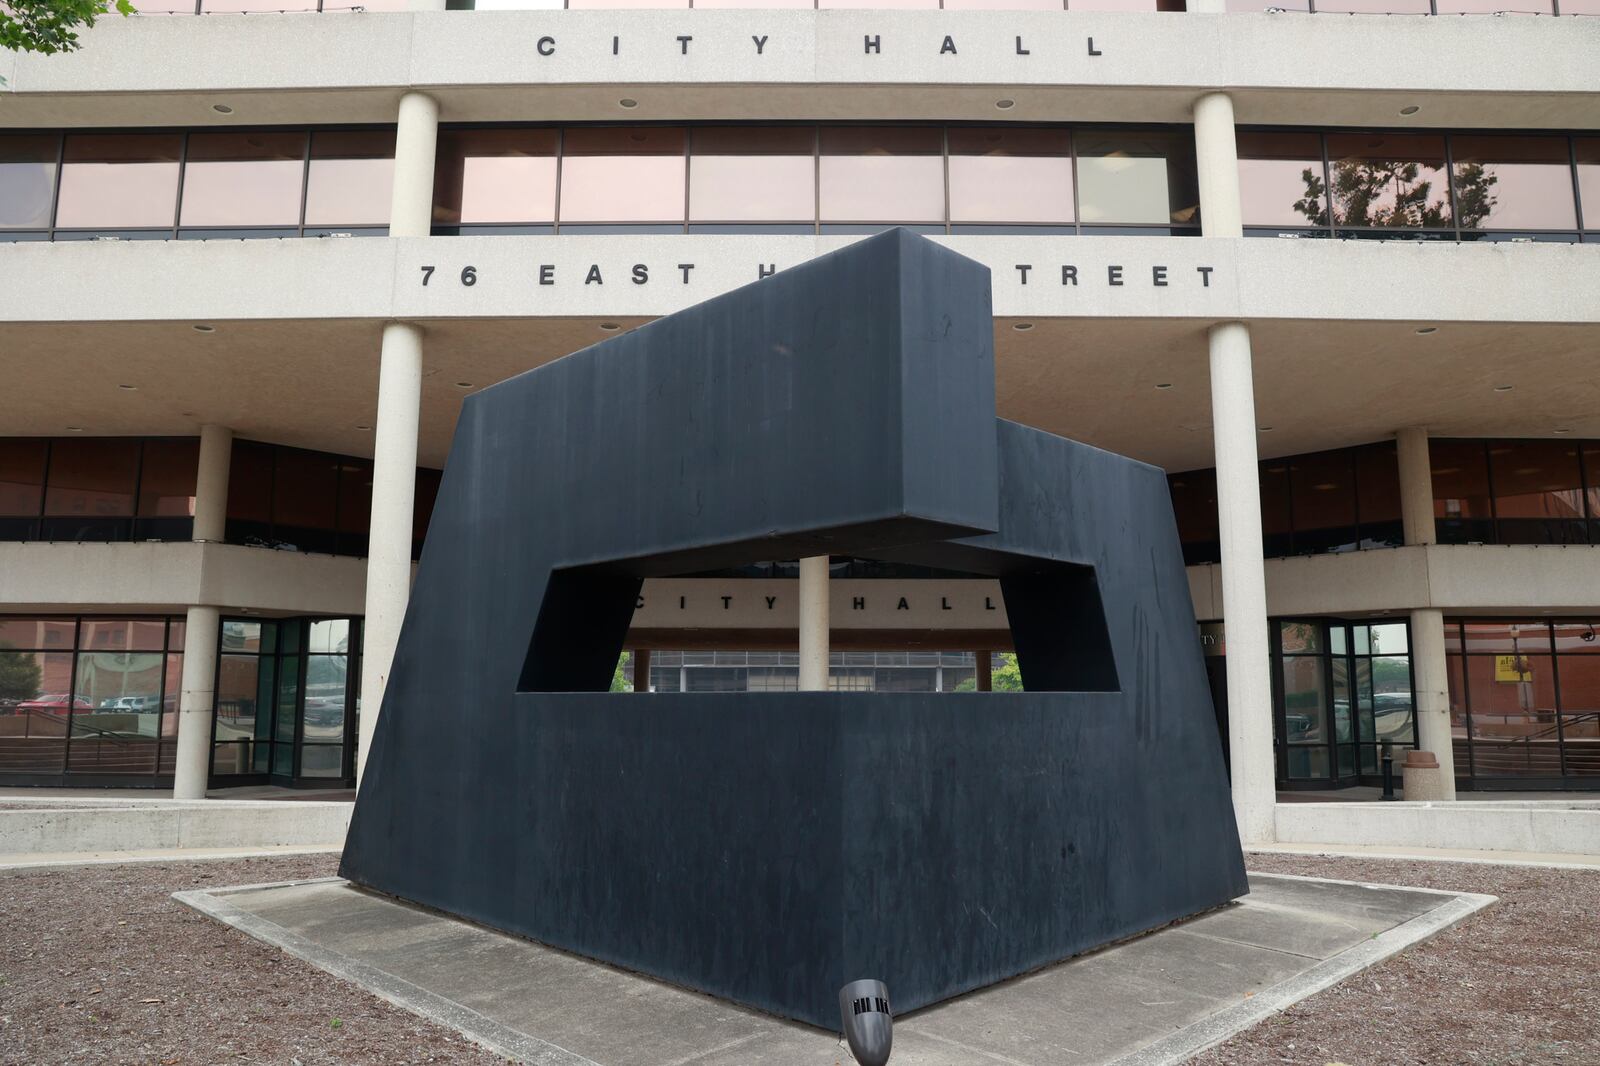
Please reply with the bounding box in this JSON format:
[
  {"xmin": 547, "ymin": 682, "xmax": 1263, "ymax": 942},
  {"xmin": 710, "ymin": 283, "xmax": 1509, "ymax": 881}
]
[{"xmin": 343, "ymin": 229, "xmax": 1245, "ymax": 1029}]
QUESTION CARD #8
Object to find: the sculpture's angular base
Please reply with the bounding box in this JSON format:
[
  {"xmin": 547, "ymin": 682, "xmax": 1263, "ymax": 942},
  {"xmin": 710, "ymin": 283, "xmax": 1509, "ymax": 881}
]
[{"xmin": 343, "ymin": 694, "xmax": 1246, "ymax": 1029}]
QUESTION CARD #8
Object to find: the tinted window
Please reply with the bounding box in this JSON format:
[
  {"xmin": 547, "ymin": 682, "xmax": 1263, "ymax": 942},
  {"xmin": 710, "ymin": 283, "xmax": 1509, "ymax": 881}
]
[
  {"xmin": 137, "ymin": 439, "xmax": 199, "ymax": 516},
  {"xmin": 1575, "ymin": 138, "xmax": 1600, "ymax": 230},
  {"xmin": 1075, "ymin": 129, "xmax": 1199, "ymax": 227},
  {"xmin": 1237, "ymin": 131, "xmax": 1326, "ymax": 228},
  {"xmin": 433, "ymin": 127, "xmax": 558, "ymax": 225},
  {"xmin": 43, "ymin": 438, "xmax": 139, "ymax": 517},
  {"xmin": 559, "ymin": 127, "xmax": 685, "ymax": 225},
  {"xmin": 0, "ymin": 134, "xmax": 59, "ymax": 231},
  {"xmin": 1451, "ymin": 136, "xmax": 1577, "ymax": 232},
  {"xmin": 689, "ymin": 127, "xmax": 815, "ymax": 224},
  {"xmin": 303, "ymin": 131, "xmax": 395, "ymax": 228},
  {"xmin": 947, "ymin": 127, "xmax": 1073, "ymax": 225},
  {"xmin": 181, "ymin": 131, "xmax": 306, "ymax": 228},
  {"xmin": 818, "ymin": 126, "xmax": 944, "ymax": 224},
  {"xmin": 0, "ymin": 439, "xmax": 48, "ymax": 516},
  {"xmin": 56, "ymin": 133, "xmax": 182, "ymax": 230},
  {"xmin": 1325, "ymin": 133, "xmax": 1450, "ymax": 230}
]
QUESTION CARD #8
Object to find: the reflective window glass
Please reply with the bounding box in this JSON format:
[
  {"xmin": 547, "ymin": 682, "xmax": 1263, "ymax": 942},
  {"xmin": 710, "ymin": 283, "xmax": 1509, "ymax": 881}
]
[
  {"xmin": 0, "ymin": 439, "xmax": 48, "ymax": 516},
  {"xmin": 1487, "ymin": 440, "xmax": 1586, "ymax": 544},
  {"xmin": 433, "ymin": 128, "xmax": 558, "ymax": 226},
  {"xmin": 136, "ymin": 439, "xmax": 199, "ymax": 517},
  {"xmin": 947, "ymin": 128, "xmax": 1073, "ymax": 225},
  {"xmin": 1430, "ymin": 442, "xmax": 1492, "ymax": 519},
  {"xmin": 1552, "ymin": 622, "xmax": 1600, "ymax": 654},
  {"xmin": 818, "ymin": 127, "xmax": 944, "ymax": 224},
  {"xmin": 0, "ymin": 618, "xmax": 76, "ymax": 649},
  {"xmin": 1167, "ymin": 468, "xmax": 1219, "ymax": 566},
  {"xmin": 1462, "ymin": 621, "xmax": 1548, "ymax": 655},
  {"xmin": 1355, "ymin": 441, "xmax": 1403, "ymax": 548},
  {"xmin": 942, "ymin": 0, "xmax": 1064, "ymax": 8},
  {"xmin": 1281, "ymin": 657, "xmax": 1328, "ymax": 743},
  {"xmin": 689, "ymin": 127, "xmax": 814, "ymax": 224},
  {"xmin": 55, "ymin": 134, "xmax": 182, "ymax": 230},
  {"xmin": 180, "ymin": 131, "xmax": 306, "ymax": 228},
  {"xmin": 1280, "ymin": 620, "xmax": 1324, "ymax": 655},
  {"xmin": 1075, "ymin": 130, "xmax": 1199, "ymax": 227},
  {"xmin": 1462, "ymin": 652, "xmax": 1557, "ymax": 739},
  {"xmin": 1325, "ymin": 133, "xmax": 1450, "ymax": 230},
  {"xmin": 1369, "ymin": 623, "xmax": 1410, "ymax": 656},
  {"xmin": 1451, "ymin": 136, "xmax": 1577, "ymax": 231},
  {"xmin": 1237, "ymin": 131, "xmax": 1326, "ymax": 228},
  {"xmin": 77, "ymin": 618, "xmax": 168, "ymax": 652},
  {"xmin": 272, "ymin": 447, "xmax": 338, "ymax": 553},
  {"xmin": 43, "ymin": 439, "xmax": 138, "ymax": 517},
  {"xmin": 0, "ymin": 134, "xmax": 59, "ymax": 231},
  {"xmin": 1585, "ymin": 443, "xmax": 1600, "ymax": 533},
  {"xmin": 1436, "ymin": 0, "xmax": 1552, "ymax": 11},
  {"xmin": 1575, "ymin": 139, "xmax": 1600, "ymax": 230},
  {"xmin": 1289, "ymin": 449, "xmax": 1358, "ymax": 553},
  {"xmin": 1314, "ymin": 0, "xmax": 1430, "ymax": 11},
  {"xmin": 225, "ymin": 439, "xmax": 275, "ymax": 529},
  {"xmin": 1259, "ymin": 460, "xmax": 1292, "ymax": 558},
  {"xmin": 303, "ymin": 131, "xmax": 395, "ymax": 228},
  {"xmin": 559, "ymin": 127, "xmax": 685, "ymax": 225}
]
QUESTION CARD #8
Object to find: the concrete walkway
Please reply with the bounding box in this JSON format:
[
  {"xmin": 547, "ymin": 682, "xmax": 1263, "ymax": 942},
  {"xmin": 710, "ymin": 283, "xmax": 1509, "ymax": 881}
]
[{"xmin": 179, "ymin": 873, "xmax": 1492, "ymax": 1066}]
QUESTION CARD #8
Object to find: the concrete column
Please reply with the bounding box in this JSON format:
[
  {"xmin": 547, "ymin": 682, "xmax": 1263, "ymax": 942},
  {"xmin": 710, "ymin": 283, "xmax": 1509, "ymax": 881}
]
[
  {"xmin": 354, "ymin": 90, "xmax": 438, "ymax": 786},
  {"xmin": 191, "ymin": 424, "xmax": 232, "ymax": 543},
  {"xmin": 172, "ymin": 426, "xmax": 232, "ymax": 800},
  {"xmin": 1193, "ymin": 92, "xmax": 1244, "ymax": 239},
  {"xmin": 1395, "ymin": 427, "xmax": 1455, "ymax": 793},
  {"xmin": 798, "ymin": 556, "xmax": 829, "ymax": 691},
  {"xmin": 976, "ymin": 652, "xmax": 993, "ymax": 692},
  {"xmin": 357, "ymin": 322, "xmax": 424, "ymax": 785},
  {"xmin": 1408, "ymin": 606, "xmax": 1457, "ymax": 799},
  {"xmin": 1396, "ymin": 427, "xmax": 1437, "ymax": 547},
  {"xmin": 388, "ymin": 91, "xmax": 440, "ymax": 239},
  {"xmin": 1208, "ymin": 322, "xmax": 1276, "ymax": 845}
]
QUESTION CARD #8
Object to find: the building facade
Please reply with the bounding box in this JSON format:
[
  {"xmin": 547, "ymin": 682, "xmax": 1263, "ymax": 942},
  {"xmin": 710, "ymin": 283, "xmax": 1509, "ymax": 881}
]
[{"xmin": 1, "ymin": 2, "xmax": 1597, "ymax": 840}]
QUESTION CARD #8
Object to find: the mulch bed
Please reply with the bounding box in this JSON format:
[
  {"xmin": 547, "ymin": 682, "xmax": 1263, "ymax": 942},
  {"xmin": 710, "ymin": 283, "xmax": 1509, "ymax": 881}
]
[
  {"xmin": 1191, "ymin": 854, "xmax": 1600, "ymax": 1066},
  {"xmin": 1, "ymin": 852, "xmax": 1595, "ymax": 1065},
  {"xmin": 0, "ymin": 855, "xmax": 504, "ymax": 1065}
]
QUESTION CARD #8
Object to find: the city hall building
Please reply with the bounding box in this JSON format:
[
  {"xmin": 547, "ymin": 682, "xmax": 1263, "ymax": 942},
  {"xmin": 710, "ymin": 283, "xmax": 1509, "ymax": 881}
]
[{"xmin": 1, "ymin": 0, "xmax": 1597, "ymax": 843}]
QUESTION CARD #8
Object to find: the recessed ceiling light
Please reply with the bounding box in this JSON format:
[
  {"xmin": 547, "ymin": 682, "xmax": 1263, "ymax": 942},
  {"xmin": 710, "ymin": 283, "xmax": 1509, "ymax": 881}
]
[
  {"xmin": 1415, "ymin": 326, "xmax": 1437, "ymax": 335},
  {"xmin": 355, "ymin": 424, "xmax": 372, "ymax": 431},
  {"xmin": 454, "ymin": 381, "xmax": 474, "ymax": 389},
  {"xmin": 1493, "ymin": 385, "xmax": 1514, "ymax": 392},
  {"xmin": 1399, "ymin": 105, "xmax": 1420, "ymax": 116},
  {"xmin": 995, "ymin": 99, "xmax": 1016, "ymax": 110},
  {"xmin": 1258, "ymin": 426, "xmax": 1275, "ymax": 432},
  {"xmin": 212, "ymin": 103, "xmax": 233, "ymax": 114},
  {"xmin": 599, "ymin": 322, "xmax": 621, "ymax": 331},
  {"xmin": 1012, "ymin": 322, "xmax": 1034, "ymax": 332},
  {"xmin": 1154, "ymin": 383, "xmax": 1174, "ymax": 390},
  {"xmin": 1554, "ymin": 427, "xmax": 1572, "ymax": 434},
  {"xmin": 618, "ymin": 98, "xmax": 638, "ymax": 109},
  {"xmin": 117, "ymin": 384, "xmax": 137, "ymax": 391},
  {"xmin": 66, "ymin": 426, "xmax": 84, "ymax": 433},
  {"xmin": 192, "ymin": 324, "xmax": 216, "ymax": 333}
]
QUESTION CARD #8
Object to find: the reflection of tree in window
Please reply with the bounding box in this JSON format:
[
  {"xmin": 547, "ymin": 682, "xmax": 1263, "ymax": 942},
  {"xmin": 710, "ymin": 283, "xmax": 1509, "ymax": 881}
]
[
  {"xmin": 1295, "ymin": 160, "xmax": 1494, "ymax": 230},
  {"xmin": 0, "ymin": 645, "xmax": 43, "ymax": 703}
]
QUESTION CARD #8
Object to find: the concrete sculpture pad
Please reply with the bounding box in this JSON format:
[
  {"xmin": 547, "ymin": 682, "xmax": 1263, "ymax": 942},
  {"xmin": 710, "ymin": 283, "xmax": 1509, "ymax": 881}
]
[
  {"xmin": 341, "ymin": 228, "xmax": 1246, "ymax": 1026},
  {"xmin": 178, "ymin": 872, "xmax": 1495, "ymax": 1066}
]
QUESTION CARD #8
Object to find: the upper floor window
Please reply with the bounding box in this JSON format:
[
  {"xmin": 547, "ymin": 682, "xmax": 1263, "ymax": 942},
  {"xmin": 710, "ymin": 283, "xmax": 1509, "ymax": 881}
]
[
  {"xmin": 1240, "ymin": 130, "xmax": 1594, "ymax": 243},
  {"xmin": 1432, "ymin": 438, "xmax": 1597, "ymax": 546}
]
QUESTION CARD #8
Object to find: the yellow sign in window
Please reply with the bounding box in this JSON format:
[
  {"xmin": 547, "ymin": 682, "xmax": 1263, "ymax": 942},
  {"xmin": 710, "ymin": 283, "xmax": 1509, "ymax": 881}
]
[{"xmin": 1494, "ymin": 655, "xmax": 1534, "ymax": 683}]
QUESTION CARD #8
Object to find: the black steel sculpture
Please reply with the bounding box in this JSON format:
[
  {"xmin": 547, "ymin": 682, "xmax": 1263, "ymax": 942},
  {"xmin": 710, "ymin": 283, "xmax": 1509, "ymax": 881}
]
[{"xmin": 341, "ymin": 228, "xmax": 1247, "ymax": 1030}]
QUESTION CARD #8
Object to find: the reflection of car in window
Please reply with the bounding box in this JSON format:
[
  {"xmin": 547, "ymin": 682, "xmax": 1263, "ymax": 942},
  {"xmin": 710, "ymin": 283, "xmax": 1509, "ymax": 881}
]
[
  {"xmin": 99, "ymin": 695, "xmax": 161, "ymax": 713},
  {"xmin": 14, "ymin": 694, "xmax": 94, "ymax": 715},
  {"xmin": 1373, "ymin": 692, "xmax": 1415, "ymax": 740},
  {"xmin": 1285, "ymin": 712, "xmax": 1316, "ymax": 741}
]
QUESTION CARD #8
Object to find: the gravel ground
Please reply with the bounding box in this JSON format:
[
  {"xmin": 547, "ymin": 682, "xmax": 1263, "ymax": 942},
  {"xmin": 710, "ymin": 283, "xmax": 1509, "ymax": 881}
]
[
  {"xmin": 1, "ymin": 853, "xmax": 1594, "ymax": 1065},
  {"xmin": 0, "ymin": 855, "xmax": 505, "ymax": 1065},
  {"xmin": 1191, "ymin": 854, "xmax": 1600, "ymax": 1066}
]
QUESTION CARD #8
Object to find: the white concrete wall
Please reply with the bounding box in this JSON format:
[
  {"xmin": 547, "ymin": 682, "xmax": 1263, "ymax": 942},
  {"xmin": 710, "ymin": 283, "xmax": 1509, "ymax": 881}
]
[
  {"xmin": 0, "ymin": 801, "xmax": 351, "ymax": 855},
  {"xmin": 3, "ymin": 237, "xmax": 1598, "ymax": 327},
  {"xmin": 1190, "ymin": 544, "xmax": 1600, "ymax": 621},
  {"xmin": 3, "ymin": 12, "xmax": 1596, "ymax": 130},
  {"xmin": 0, "ymin": 541, "xmax": 369, "ymax": 615},
  {"xmin": 1275, "ymin": 801, "xmax": 1600, "ymax": 856}
]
